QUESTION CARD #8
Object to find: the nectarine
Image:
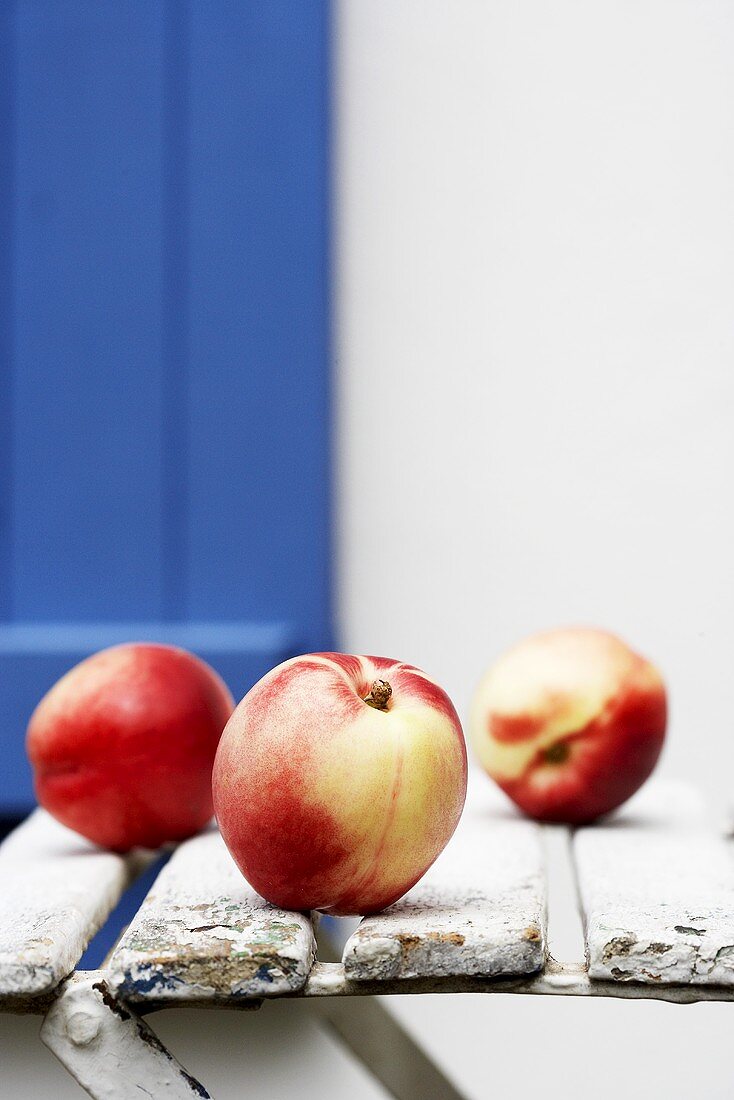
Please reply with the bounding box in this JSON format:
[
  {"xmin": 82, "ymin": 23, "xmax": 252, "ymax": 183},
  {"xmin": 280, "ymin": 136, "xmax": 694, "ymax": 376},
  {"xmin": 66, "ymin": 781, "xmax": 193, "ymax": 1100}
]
[
  {"xmin": 470, "ymin": 628, "xmax": 666, "ymax": 824},
  {"xmin": 27, "ymin": 643, "xmax": 234, "ymax": 850},
  {"xmin": 213, "ymin": 653, "xmax": 467, "ymax": 915}
]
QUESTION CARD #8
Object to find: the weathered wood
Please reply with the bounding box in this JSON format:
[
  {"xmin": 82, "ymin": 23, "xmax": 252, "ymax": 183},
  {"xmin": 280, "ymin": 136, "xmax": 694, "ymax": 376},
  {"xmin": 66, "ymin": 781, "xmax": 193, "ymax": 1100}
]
[
  {"xmin": 106, "ymin": 825, "xmax": 316, "ymax": 1002},
  {"xmin": 574, "ymin": 780, "xmax": 734, "ymax": 986},
  {"xmin": 342, "ymin": 780, "xmax": 546, "ymax": 981},
  {"xmin": 41, "ymin": 971, "xmax": 210, "ymax": 1099},
  {"xmin": 0, "ymin": 811, "xmax": 139, "ymax": 998}
]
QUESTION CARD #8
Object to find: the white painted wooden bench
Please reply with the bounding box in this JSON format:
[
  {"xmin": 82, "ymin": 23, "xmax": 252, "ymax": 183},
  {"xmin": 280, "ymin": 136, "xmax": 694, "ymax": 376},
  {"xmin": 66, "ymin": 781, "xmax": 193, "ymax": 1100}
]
[{"xmin": 2, "ymin": 778, "xmax": 732, "ymax": 1099}]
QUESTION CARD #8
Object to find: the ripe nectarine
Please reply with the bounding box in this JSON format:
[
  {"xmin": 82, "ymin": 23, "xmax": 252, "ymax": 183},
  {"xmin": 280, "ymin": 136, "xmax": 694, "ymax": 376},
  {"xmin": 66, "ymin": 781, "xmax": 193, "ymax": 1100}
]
[
  {"xmin": 470, "ymin": 628, "xmax": 666, "ymax": 824},
  {"xmin": 213, "ymin": 653, "xmax": 467, "ymax": 914},
  {"xmin": 27, "ymin": 643, "xmax": 234, "ymax": 850}
]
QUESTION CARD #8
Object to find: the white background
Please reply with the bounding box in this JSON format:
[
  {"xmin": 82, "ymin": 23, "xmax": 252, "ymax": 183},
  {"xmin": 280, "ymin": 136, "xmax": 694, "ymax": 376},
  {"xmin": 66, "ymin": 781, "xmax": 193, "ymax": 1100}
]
[
  {"xmin": 337, "ymin": 0, "xmax": 734, "ymax": 808},
  {"xmin": 336, "ymin": 1, "xmax": 734, "ymax": 1098},
  {"xmin": 5, "ymin": 2, "xmax": 734, "ymax": 1095}
]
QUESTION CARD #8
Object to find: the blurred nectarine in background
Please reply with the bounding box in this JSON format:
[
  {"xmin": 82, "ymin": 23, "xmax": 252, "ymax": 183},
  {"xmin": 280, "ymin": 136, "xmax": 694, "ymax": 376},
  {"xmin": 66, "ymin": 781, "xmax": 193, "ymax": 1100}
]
[
  {"xmin": 27, "ymin": 643, "xmax": 234, "ymax": 850},
  {"xmin": 470, "ymin": 627, "xmax": 666, "ymax": 824}
]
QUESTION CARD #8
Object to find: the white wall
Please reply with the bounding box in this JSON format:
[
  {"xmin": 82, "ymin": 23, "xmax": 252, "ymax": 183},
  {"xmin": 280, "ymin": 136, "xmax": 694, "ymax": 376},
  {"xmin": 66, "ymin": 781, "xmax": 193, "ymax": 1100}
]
[
  {"xmin": 335, "ymin": 2, "xmax": 734, "ymax": 1098},
  {"xmin": 335, "ymin": 0, "xmax": 734, "ymax": 803}
]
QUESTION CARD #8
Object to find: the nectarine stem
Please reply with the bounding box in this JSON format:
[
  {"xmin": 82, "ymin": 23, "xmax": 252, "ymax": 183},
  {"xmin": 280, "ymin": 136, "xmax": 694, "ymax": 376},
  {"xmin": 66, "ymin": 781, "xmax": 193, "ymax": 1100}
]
[{"xmin": 364, "ymin": 679, "xmax": 392, "ymax": 711}]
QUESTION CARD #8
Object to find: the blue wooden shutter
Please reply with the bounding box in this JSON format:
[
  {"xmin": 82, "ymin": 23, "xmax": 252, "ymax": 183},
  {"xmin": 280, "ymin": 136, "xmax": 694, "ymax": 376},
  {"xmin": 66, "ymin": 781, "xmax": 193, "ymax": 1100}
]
[{"xmin": 0, "ymin": 1, "xmax": 332, "ymax": 813}]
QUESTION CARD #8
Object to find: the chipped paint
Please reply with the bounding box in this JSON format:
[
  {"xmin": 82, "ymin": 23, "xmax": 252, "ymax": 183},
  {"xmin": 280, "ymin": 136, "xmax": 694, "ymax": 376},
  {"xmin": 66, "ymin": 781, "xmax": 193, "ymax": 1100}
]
[
  {"xmin": 576, "ymin": 781, "xmax": 734, "ymax": 986},
  {"xmin": 106, "ymin": 828, "xmax": 316, "ymax": 1002},
  {"xmin": 41, "ymin": 972, "xmax": 210, "ymax": 1099},
  {"xmin": 0, "ymin": 810, "xmax": 143, "ymax": 998},
  {"xmin": 300, "ymin": 958, "xmax": 734, "ymax": 1003},
  {"xmin": 343, "ymin": 780, "xmax": 546, "ymax": 981}
]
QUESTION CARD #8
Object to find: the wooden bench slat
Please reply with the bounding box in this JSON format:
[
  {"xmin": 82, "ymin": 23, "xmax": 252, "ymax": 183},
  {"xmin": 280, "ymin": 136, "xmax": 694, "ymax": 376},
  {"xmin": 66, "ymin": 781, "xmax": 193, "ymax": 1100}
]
[
  {"xmin": 342, "ymin": 780, "xmax": 547, "ymax": 981},
  {"xmin": 106, "ymin": 826, "xmax": 316, "ymax": 1002},
  {"xmin": 0, "ymin": 810, "xmax": 136, "ymax": 997},
  {"xmin": 574, "ymin": 780, "xmax": 734, "ymax": 986}
]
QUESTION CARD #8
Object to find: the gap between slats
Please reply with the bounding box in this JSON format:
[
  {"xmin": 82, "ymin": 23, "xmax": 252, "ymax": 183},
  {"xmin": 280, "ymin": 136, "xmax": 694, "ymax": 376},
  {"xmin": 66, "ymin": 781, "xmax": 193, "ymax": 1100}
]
[{"xmin": 542, "ymin": 823, "xmax": 586, "ymax": 967}]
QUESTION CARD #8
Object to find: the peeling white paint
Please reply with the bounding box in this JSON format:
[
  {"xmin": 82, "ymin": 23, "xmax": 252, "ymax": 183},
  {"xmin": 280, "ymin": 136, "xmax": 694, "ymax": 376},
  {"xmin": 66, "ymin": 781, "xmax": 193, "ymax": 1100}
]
[
  {"xmin": 575, "ymin": 780, "xmax": 734, "ymax": 985},
  {"xmin": 41, "ymin": 971, "xmax": 209, "ymax": 1099},
  {"xmin": 301, "ymin": 958, "xmax": 734, "ymax": 1003},
  {"xmin": 106, "ymin": 825, "xmax": 316, "ymax": 1002},
  {"xmin": 0, "ymin": 811, "xmax": 141, "ymax": 998},
  {"xmin": 342, "ymin": 779, "xmax": 547, "ymax": 980}
]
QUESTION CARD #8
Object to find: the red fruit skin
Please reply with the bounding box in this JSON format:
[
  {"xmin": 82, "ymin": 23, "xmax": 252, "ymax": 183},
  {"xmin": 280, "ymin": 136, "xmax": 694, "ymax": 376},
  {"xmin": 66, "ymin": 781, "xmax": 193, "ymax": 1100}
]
[
  {"xmin": 496, "ymin": 680, "xmax": 667, "ymax": 824},
  {"xmin": 470, "ymin": 628, "xmax": 667, "ymax": 825},
  {"xmin": 26, "ymin": 643, "xmax": 234, "ymax": 851},
  {"xmin": 213, "ymin": 653, "xmax": 467, "ymax": 915}
]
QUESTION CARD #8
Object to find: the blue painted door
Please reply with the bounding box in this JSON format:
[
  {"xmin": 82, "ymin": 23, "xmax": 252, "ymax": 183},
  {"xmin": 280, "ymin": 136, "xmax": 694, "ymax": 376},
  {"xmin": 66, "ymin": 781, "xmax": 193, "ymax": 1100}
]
[{"xmin": 0, "ymin": 1, "xmax": 332, "ymax": 813}]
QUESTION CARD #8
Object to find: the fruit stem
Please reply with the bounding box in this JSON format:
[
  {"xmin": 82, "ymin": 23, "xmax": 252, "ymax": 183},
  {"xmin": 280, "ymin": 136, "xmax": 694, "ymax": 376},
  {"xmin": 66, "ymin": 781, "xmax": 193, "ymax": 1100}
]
[{"xmin": 364, "ymin": 679, "xmax": 392, "ymax": 711}]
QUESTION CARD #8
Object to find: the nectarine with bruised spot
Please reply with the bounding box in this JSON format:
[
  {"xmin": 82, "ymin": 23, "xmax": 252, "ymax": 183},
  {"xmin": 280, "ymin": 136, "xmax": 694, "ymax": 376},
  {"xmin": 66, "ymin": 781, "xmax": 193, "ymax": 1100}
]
[{"xmin": 470, "ymin": 628, "xmax": 666, "ymax": 824}]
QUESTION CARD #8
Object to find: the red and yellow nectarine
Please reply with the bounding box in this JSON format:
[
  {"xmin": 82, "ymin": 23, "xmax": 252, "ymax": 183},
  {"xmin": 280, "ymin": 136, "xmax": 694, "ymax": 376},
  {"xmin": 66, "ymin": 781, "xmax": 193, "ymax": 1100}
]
[
  {"xmin": 27, "ymin": 643, "xmax": 234, "ymax": 850},
  {"xmin": 470, "ymin": 628, "xmax": 666, "ymax": 824},
  {"xmin": 213, "ymin": 653, "xmax": 467, "ymax": 915}
]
